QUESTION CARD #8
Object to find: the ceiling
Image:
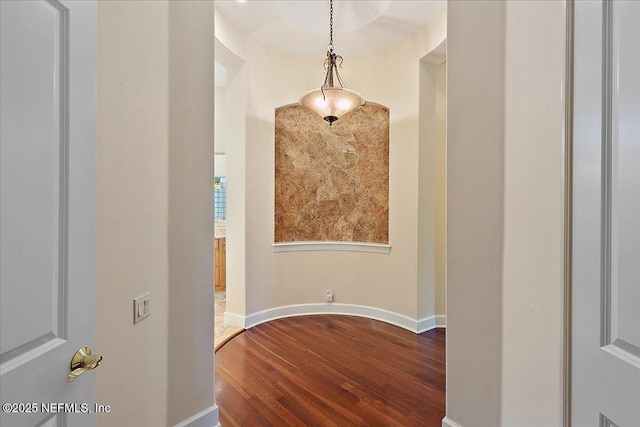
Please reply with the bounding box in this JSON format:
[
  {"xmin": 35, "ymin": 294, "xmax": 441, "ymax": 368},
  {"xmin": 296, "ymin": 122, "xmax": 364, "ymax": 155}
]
[{"xmin": 214, "ymin": 0, "xmax": 447, "ymax": 58}]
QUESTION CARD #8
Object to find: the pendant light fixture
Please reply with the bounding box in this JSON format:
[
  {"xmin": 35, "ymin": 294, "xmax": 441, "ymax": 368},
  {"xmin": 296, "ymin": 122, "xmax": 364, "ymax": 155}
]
[{"xmin": 299, "ymin": 0, "xmax": 365, "ymax": 125}]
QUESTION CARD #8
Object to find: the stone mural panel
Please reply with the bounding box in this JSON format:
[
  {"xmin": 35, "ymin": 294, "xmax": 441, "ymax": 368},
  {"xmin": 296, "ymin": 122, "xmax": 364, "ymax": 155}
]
[{"xmin": 274, "ymin": 103, "xmax": 389, "ymax": 244}]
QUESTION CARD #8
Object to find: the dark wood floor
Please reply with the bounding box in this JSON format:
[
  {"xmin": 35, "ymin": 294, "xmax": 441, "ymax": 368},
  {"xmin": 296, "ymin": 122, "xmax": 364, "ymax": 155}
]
[{"xmin": 215, "ymin": 315, "xmax": 446, "ymax": 426}]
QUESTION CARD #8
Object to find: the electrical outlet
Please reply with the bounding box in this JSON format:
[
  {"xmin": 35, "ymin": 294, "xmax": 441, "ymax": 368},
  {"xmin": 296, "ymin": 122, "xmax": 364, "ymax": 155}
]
[
  {"xmin": 133, "ymin": 292, "xmax": 151, "ymax": 324},
  {"xmin": 325, "ymin": 290, "xmax": 333, "ymax": 302}
]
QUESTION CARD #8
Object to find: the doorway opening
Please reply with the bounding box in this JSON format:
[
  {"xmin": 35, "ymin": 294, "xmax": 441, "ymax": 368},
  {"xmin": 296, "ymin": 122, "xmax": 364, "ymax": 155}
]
[{"xmin": 214, "ymin": 60, "xmax": 243, "ymax": 349}]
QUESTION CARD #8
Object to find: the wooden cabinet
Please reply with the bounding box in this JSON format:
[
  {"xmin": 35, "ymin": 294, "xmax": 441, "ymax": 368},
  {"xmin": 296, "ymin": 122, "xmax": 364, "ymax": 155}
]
[{"xmin": 214, "ymin": 237, "xmax": 226, "ymax": 291}]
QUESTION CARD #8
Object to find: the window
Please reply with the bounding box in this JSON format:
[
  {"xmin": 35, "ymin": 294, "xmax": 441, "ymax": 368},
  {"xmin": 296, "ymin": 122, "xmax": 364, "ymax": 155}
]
[{"xmin": 214, "ymin": 177, "xmax": 226, "ymax": 220}]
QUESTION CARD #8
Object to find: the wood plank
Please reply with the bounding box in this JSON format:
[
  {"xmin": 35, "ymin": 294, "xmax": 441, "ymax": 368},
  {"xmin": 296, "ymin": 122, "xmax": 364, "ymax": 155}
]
[{"xmin": 215, "ymin": 315, "xmax": 446, "ymax": 426}]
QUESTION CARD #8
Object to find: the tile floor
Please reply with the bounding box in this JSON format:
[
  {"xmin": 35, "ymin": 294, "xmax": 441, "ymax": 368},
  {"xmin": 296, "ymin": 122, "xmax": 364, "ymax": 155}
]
[{"xmin": 214, "ymin": 291, "xmax": 243, "ymax": 350}]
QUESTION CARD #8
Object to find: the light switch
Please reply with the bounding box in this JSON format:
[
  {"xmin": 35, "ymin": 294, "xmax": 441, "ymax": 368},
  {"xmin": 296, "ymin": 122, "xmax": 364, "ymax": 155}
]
[{"xmin": 133, "ymin": 292, "xmax": 151, "ymax": 324}]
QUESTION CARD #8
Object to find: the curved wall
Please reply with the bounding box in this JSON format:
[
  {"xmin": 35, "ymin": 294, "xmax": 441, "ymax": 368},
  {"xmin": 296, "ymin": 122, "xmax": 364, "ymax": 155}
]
[{"xmin": 215, "ymin": 9, "xmax": 447, "ymax": 332}]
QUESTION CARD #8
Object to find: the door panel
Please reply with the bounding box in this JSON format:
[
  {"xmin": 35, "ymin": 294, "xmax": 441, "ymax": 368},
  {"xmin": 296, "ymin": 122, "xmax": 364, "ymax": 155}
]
[
  {"xmin": 0, "ymin": 1, "xmax": 96, "ymax": 426},
  {"xmin": 609, "ymin": 0, "xmax": 639, "ymax": 358},
  {"xmin": 1, "ymin": 0, "xmax": 67, "ymax": 362},
  {"xmin": 573, "ymin": 0, "xmax": 640, "ymax": 426}
]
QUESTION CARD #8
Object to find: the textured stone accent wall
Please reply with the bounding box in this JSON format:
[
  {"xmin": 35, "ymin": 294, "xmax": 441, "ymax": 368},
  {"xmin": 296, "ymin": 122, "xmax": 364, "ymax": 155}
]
[{"xmin": 274, "ymin": 103, "xmax": 389, "ymax": 244}]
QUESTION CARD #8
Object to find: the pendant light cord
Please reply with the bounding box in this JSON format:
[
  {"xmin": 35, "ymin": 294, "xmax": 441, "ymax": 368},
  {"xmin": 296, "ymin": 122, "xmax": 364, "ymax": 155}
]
[
  {"xmin": 329, "ymin": 0, "xmax": 334, "ymax": 51},
  {"xmin": 322, "ymin": 0, "xmax": 347, "ymax": 91}
]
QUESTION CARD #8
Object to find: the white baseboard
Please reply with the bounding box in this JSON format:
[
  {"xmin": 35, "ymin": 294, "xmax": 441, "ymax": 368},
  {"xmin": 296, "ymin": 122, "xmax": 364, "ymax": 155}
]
[
  {"xmin": 224, "ymin": 310, "xmax": 245, "ymax": 328},
  {"xmin": 417, "ymin": 315, "xmax": 448, "ymax": 332},
  {"xmin": 226, "ymin": 304, "xmax": 447, "ymax": 334},
  {"xmin": 246, "ymin": 303, "xmax": 419, "ymax": 332},
  {"xmin": 442, "ymin": 416, "xmax": 463, "ymax": 427},
  {"xmin": 173, "ymin": 404, "xmax": 219, "ymax": 427},
  {"xmin": 417, "ymin": 315, "xmax": 436, "ymax": 332}
]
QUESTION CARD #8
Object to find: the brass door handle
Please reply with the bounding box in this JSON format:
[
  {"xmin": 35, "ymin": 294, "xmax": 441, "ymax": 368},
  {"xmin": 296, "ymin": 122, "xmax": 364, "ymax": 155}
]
[{"xmin": 68, "ymin": 347, "xmax": 102, "ymax": 382}]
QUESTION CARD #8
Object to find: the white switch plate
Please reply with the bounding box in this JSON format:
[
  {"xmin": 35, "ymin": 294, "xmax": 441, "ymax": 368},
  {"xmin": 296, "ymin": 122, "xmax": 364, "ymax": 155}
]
[{"xmin": 133, "ymin": 292, "xmax": 150, "ymax": 324}]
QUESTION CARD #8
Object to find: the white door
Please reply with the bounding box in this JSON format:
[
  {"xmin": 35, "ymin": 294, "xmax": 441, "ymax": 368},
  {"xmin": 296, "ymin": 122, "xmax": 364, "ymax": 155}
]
[
  {"xmin": 572, "ymin": 0, "xmax": 640, "ymax": 426},
  {"xmin": 0, "ymin": 1, "xmax": 97, "ymax": 426}
]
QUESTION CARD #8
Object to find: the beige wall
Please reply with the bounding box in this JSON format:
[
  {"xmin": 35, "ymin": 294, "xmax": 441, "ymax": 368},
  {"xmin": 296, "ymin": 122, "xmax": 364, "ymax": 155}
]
[
  {"xmin": 97, "ymin": 2, "xmax": 169, "ymax": 425},
  {"xmin": 222, "ymin": 61, "xmax": 247, "ymax": 318},
  {"xmin": 418, "ymin": 59, "xmax": 447, "ymax": 323},
  {"xmin": 446, "ymin": 1, "xmax": 566, "ymax": 426},
  {"xmin": 241, "ymin": 38, "xmax": 422, "ymax": 318},
  {"xmin": 97, "ymin": 1, "xmax": 216, "ymax": 426},
  {"xmin": 435, "ymin": 62, "xmax": 447, "ymax": 317},
  {"xmin": 216, "ymin": 10, "xmax": 448, "ymax": 329},
  {"xmin": 446, "ymin": 2, "xmax": 505, "ymax": 425},
  {"xmin": 501, "ymin": 1, "xmax": 565, "ymax": 425},
  {"xmin": 167, "ymin": 1, "xmax": 216, "ymax": 425}
]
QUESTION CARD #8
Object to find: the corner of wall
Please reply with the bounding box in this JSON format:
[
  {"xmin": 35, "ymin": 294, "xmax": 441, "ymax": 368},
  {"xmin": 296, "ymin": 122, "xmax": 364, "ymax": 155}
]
[
  {"xmin": 445, "ymin": 0, "xmax": 505, "ymax": 425},
  {"xmin": 96, "ymin": 1, "xmax": 170, "ymax": 425},
  {"xmin": 167, "ymin": 1, "xmax": 216, "ymax": 425}
]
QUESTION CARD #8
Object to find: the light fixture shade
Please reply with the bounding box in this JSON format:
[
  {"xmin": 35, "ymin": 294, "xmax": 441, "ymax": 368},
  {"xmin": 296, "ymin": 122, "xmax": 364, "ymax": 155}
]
[{"xmin": 299, "ymin": 87, "xmax": 365, "ymax": 124}]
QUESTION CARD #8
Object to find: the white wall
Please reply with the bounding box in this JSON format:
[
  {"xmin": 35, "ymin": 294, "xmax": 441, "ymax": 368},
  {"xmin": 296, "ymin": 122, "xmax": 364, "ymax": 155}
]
[
  {"xmin": 216, "ymin": 8, "xmax": 448, "ymax": 330},
  {"xmin": 97, "ymin": 2, "xmax": 216, "ymax": 426},
  {"xmin": 214, "ymin": 154, "xmax": 226, "ymax": 177},
  {"xmin": 214, "ymin": 85, "xmax": 226, "ymax": 154},
  {"xmin": 446, "ymin": 1, "xmax": 566, "ymax": 426}
]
